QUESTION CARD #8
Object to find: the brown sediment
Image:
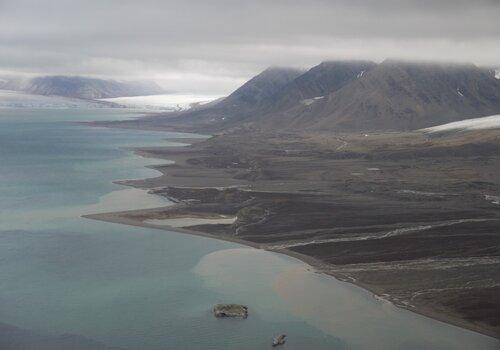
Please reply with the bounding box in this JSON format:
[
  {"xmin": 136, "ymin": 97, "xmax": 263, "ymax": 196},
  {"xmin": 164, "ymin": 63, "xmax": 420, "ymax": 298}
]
[
  {"xmin": 85, "ymin": 208, "xmax": 500, "ymax": 339},
  {"xmin": 83, "ymin": 127, "xmax": 500, "ymax": 339}
]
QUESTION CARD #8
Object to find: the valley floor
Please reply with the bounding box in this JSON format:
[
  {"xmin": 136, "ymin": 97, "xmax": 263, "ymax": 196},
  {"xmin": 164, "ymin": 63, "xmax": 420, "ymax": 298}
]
[{"xmin": 87, "ymin": 125, "xmax": 500, "ymax": 339}]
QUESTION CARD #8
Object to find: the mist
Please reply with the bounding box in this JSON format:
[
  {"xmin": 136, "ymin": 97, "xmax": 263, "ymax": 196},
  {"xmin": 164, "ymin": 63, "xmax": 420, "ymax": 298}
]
[{"xmin": 1, "ymin": 0, "xmax": 499, "ymax": 93}]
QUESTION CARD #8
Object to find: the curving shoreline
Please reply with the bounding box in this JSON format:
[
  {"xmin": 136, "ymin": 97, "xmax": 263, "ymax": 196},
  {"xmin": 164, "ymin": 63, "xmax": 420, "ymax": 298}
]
[
  {"xmin": 84, "ymin": 208, "xmax": 500, "ymax": 340},
  {"xmin": 82, "ymin": 127, "xmax": 500, "ymax": 340}
]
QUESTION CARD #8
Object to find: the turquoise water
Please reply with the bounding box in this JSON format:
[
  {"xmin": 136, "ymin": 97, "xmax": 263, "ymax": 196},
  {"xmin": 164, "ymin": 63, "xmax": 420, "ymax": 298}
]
[{"xmin": 0, "ymin": 108, "xmax": 498, "ymax": 350}]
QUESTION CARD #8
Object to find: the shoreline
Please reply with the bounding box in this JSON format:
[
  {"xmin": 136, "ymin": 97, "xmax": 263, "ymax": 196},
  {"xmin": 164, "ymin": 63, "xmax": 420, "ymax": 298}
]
[
  {"xmin": 84, "ymin": 209, "xmax": 499, "ymax": 340},
  {"xmin": 82, "ymin": 126, "xmax": 500, "ymax": 341}
]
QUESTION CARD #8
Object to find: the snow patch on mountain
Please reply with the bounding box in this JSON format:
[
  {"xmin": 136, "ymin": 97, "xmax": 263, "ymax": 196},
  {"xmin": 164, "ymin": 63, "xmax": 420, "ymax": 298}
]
[
  {"xmin": 301, "ymin": 95, "xmax": 324, "ymax": 106},
  {"xmin": 422, "ymin": 114, "xmax": 500, "ymax": 133}
]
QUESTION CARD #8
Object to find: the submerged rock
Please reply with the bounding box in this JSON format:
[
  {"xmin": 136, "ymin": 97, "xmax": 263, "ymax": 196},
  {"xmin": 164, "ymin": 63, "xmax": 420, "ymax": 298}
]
[{"xmin": 213, "ymin": 304, "xmax": 248, "ymax": 318}]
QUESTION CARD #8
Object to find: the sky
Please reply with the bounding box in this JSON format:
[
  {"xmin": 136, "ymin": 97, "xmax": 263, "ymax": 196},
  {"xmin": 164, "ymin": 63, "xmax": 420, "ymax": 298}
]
[{"xmin": 0, "ymin": 0, "xmax": 499, "ymax": 94}]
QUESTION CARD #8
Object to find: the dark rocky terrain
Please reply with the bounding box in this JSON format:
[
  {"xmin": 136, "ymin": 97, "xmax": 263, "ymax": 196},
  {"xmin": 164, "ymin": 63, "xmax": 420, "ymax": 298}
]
[
  {"xmin": 0, "ymin": 76, "xmax": 164, "ymax": 99},
  {"xmin": 89, "ymin": 128, "xmax": 500, "ymax": 338},
  {"xmin": 87, "ymin": 59, "xmax": 500, "ymax": 338}
]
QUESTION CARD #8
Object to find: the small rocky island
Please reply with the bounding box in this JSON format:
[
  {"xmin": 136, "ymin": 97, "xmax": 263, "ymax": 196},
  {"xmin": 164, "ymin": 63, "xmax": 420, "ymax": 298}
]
[
  {"xmin": 272, "ymin": 334, "xmax": 286, "ymax": 347},
  {"xmin": 213, "ymin": 304, "xmax": 248, "ymax": 318}
]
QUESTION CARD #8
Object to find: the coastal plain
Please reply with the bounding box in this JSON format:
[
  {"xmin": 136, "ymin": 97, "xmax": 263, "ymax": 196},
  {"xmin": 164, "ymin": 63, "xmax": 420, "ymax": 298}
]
[{"xmin": 87, "ymin": 127, "xmax": 500, "ymax": 339}]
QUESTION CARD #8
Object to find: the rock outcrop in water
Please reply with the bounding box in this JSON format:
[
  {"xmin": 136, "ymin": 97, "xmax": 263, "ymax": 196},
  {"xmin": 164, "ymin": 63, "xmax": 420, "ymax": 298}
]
[
  {"xmin": 213, "ymin": 304, "xmax": 248, "ymax": 318},
  {"xmin": 272, "ymin": 334, "xmax": 286, "ymax": 347}
]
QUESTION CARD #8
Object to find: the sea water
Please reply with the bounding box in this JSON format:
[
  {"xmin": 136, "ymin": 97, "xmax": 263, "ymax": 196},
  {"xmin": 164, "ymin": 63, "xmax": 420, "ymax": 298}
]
[{"xmin": 0, "ymin": 108, "xmax": 498, "ymax": 350}]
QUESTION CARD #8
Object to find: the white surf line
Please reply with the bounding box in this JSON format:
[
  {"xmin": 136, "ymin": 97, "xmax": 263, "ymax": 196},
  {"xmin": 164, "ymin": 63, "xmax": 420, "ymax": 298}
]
[{"xmin": 266, "ymin": 218, "xmax": 499, "ymax": 250}]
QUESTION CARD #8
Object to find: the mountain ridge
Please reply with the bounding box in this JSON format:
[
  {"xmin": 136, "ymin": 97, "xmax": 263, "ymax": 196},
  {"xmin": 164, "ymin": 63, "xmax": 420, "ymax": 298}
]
[
  {"xmin": 211, "ymin": 59, "xmax": 500, "ymax": 132},
  {"xmin": 89, "ymin": 59, "xmax": 500, "ymax": 133},
  {"xmin": 0, "ymin": 75, "xmax": 165, "ymax": 99},
  {"xmin": 304, "ymin": 59, "xmax": 500, "ymax": 131}
]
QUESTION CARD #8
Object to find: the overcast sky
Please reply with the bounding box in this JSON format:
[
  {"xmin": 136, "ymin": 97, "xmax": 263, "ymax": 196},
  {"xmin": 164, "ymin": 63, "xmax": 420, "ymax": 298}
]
[{"xmin": 1, "ymin": 0, "xmax": 499, "ymax": 94}]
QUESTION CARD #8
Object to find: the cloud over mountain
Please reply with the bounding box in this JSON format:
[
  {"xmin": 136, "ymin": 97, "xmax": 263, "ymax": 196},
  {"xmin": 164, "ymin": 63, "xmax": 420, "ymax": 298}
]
[{"xmin": 1, "ymin": 0, "xmax": 499, "ymax": 93}]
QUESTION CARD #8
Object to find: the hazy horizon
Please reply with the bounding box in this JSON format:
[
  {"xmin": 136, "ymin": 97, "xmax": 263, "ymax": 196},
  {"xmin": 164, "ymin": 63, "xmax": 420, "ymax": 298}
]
[{"xmin": 1, "ymin": 0, "xmax": 499, "ymax": 94}]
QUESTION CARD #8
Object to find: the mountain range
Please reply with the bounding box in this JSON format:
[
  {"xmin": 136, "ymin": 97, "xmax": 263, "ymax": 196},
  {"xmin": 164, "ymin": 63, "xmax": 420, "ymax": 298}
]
[
  {"xmin": 81, "ymin": 59, "xmax": 500, "ymax": 338},
  {"xmin": 157, "ymin": 59, "xmax": 500, "ymax": 132},
  {"xmin": 0, "ymin": 76, "xmax": 165, "ymax": 100}
]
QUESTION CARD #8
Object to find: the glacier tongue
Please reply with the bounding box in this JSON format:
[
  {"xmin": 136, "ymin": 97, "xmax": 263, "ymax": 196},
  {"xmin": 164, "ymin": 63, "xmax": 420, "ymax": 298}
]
[{"xmin": 422, "ymin": 114, "xmax": 500, "ymax": 133}]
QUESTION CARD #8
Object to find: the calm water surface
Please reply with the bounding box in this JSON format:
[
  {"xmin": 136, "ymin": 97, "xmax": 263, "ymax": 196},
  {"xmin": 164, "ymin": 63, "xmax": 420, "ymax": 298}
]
[{"xmin": 0, "ymin": 108, "xmax": 498, "ymax": 350}]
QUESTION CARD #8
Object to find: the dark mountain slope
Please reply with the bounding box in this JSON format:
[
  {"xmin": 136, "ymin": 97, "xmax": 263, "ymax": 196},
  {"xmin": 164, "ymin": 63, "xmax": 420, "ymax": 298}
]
[
  {"xmin": 262, "ymin": 60, "xmax": 376, "ymax": 113},
  {"xmin": 95, "ymin": 60, "xmax": 500, "ymax": 134},
  {"xmin": 287, "ymin": 60, "xmax": 500, "ymax": 132},
  {"xmin": 0, "ymin": 76, "xmax": 164, "ymax": 99},
  {"xmin": 163, "ymin": 67, "xmax": 303, "ymax": 128},
  {"xmin": 156, "ymin": 62, "xmax": 375, "ymax": 131},
  {"xmin": 223, "ymin": 67, "xmax": 303, "ymax": 110}
]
